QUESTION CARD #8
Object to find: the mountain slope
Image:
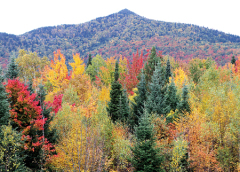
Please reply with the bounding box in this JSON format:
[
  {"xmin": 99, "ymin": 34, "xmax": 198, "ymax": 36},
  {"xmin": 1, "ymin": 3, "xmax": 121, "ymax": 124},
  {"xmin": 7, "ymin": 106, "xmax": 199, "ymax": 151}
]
[{"xmin": 1, "ymin": 9, "xmax": 240, "ymax": 67}]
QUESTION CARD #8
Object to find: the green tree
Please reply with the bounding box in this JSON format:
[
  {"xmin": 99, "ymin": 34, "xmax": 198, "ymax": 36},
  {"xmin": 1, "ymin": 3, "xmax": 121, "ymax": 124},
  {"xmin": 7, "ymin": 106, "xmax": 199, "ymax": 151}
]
[
  {"xmin": 6, "ymin": 57, "xmax": 18, "ymax": 79},
  {"xmin": 130, "ymin": 110, "xmax": 164, "ymax": 172},
  {"xmin": 130, "ymin": 72, "xmax": 147, "ymax": 129},
  {"xmin": 0, "ymin": 125, "xmax": 28, "ymax": 171},
  {"xmin": 107, "ymin": 61, "xmax": 123, "ymax": 122},
  {"xmin": 146, "ymin": 62, "xmax": 169, "ymax": 116},
  {"xmin": 177, "ymin": 84, "xmax": 191, "ymax": 114},
  {"xmin": 144, "ymin": 47, "xmax": 160, "ymax": 87},
  {"xmin": 86, "ymin": 54, "xmax": 106, "ymax": 81},
  {"xmin": 0, "ymin": 68, "xmax": 10, "ymax": 126},
  {"xmin": 165, "ymin": 58, "xmax": 172, "ymax": 83},
  {"xmin": 118, "ymin": 89, "xmax": 130, "ymax": 123},
  {"xmin": 87, "ymin": 54, "xmax": 92, "ymax": 68},
  {"xmin": 231, "ymin": 55, "xmax": 236, "ymax": 65}
]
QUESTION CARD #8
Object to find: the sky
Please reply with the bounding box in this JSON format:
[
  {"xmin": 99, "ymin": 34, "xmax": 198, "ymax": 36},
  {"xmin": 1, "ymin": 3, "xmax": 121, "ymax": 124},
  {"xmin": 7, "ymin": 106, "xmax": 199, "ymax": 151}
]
[{"xmin": 1, "ymin": 0, "xmax": 239, "ymax": 36}]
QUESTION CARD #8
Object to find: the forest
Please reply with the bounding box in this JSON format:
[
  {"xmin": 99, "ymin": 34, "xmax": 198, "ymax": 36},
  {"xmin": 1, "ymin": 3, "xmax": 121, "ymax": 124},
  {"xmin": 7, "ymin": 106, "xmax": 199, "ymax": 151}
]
[
  {"xmin": 1, "ymin": 9, "xmax": 240, "ymax": 69},
  {"xmin": 0, "ymin": 46, "xmax": 240, "ymax": 171}
]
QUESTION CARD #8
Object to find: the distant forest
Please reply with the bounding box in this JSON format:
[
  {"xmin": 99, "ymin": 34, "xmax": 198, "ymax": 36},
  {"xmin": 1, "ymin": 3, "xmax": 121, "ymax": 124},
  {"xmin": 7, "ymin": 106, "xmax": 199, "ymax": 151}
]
[{"xmin": 0, "ymin": 9, "xmax": 240, "ymax": 68}]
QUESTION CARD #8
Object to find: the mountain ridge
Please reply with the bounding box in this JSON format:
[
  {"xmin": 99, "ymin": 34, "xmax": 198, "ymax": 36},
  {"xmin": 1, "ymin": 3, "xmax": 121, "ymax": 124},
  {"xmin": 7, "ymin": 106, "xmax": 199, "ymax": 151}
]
[{"xmin": 0, "ymin": 8, "xmax": 240, "ymax": 67}]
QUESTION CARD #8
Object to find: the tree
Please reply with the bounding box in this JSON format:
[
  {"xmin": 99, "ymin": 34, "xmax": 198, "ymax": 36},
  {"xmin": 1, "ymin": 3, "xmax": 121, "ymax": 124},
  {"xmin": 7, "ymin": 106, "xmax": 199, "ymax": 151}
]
[
  {"xmin": 86, "ymin": 54, "xmax": 106, "ymax": 81},
  {"xmin": 130, "ymin": 71, "xmax": 147, "ymax": 129},
  {"xmin": 130, "ymin": 110, "xmax": 164, "ymax": 172},
  {"xmin": 231, "ymin": 55, "xmax": 236, "ymax": 65},
  {"xmin": 87, "ymin": 53, "xmax": 92, "ymax": 68},
  {"xmin": 5, "ymin": 57, "xmax": 18, "ymax": 79},
  {"xmin": 107, "ymin": 61, "xmax": 122, "ymax": 122},
  {"xmin": 0, "ymin": 68, "xmax": 10, "ymax": 126},
  {"xmin": 16, "ymin": 49, "xmax": 49, "ymax": 82},
  {"xmin": 165, "ymin": 58, "xmax": 172, "ymax": 83},
  {"xmin": 118, "ymin": 89, "xmax": 130, "ymax": 123},
  {"xmin": 146, "ymin": 62, "xmax": 169, "ymax": 116},
  {"xmin": 119, "ymin": 50, "xmax": 145, "ymax": 94},
  {"xmin": 177, "ymin": 84, "xmax": 191, "ymax": 114},
  {"xmin": 144, "ymin": 47, "xmax": 161, "ymax": 87},
  {"xmin": 5, "ymin": 79, "xmax": 54, "ymax": 170},
  {"xmin": 0, "ymin": 125, "xmax": 28, "ymax": 171}
]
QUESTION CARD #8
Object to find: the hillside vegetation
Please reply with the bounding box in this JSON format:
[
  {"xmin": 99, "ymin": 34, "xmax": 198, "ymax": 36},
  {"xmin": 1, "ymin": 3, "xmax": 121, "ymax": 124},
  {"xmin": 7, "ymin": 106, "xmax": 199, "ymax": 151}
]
[{"xmin": 1, "ymin": 9, "xmax": 240, "ymax": 68}]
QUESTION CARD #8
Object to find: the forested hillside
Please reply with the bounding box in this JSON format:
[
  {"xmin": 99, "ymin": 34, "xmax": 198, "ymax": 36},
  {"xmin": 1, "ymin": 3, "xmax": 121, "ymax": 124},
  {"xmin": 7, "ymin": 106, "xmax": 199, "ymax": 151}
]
[
  {"xmin": 1, "ymin": 47, "xmax": 240, "ymax": 171},
  {"xmin": 1, "ymin": 9, "xmax": 240, "ymax": 68}
]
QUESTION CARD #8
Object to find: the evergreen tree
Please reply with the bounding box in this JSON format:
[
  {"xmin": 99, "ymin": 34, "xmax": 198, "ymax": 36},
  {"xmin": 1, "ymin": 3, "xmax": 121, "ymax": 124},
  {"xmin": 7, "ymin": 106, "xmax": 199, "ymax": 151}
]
[
  {"xmin": 165, "ymin": 79, "xmax": 180, "ymax": 123},
  {"xmin": 177, "ymin": 84, "xmax": 191, "ymax": 114},
  {"xmin": 27, "ymin": 78, "xmax": 34, "ymax": 95},
  {"xmin": 0, "ymin": 68, "xmax": 10, "ymax": 127},
  {"xmin": 6, "ymin": 57, "xmax": 18, "ymax": 79},
  {"xmin": 231, "ymin": 55, "xmax": 236, "ymax": 65},
  {"xmin": 130, "ymin": 110, "xmax": 164, "ymax": 172},
  {"xmin": 118, "ymin": 89, "xmax": 130, "ymax": 123},
  {"xmin": 144, "ymin": 47, "xmax": 160, "ymax": 87},
  {"xmin": 37, "ymin": 84, "xmax": 57, "ymax": 144},
  {"xmin": 166, "ymin": 79, "xmax": 179, "ymax": 112},
  {"xmin": 165, "ymin": 58, "xmax": 172, "ymax": 83},
  {"xmin": 146, "ymin": 62, "xmax": 169, "ymax": 116},
  {"xmin": 87, "ymin": 54, "xmax": 92, "ymax": 68},
  {"xmin": 131, "ymin": 71, "xmax": 147, "ymax": 129},
  {"xmin": 107, "ymin": 61, "xmax": 123, "ymax": 122}
]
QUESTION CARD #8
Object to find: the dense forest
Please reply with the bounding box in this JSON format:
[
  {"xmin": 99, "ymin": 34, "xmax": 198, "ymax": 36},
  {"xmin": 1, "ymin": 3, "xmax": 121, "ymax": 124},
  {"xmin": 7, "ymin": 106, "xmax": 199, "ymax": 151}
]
[
  {"xmin": 1, "ymin": 9, "xmax": 240, "ymax": 68},
  {"xmin": 1, "ymin": 46, "xmax": 240, "ymax": 171}
]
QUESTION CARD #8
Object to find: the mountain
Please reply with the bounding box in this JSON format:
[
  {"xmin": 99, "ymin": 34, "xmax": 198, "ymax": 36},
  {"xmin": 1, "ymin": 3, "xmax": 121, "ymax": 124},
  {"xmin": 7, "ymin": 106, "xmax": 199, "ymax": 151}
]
[{"xmin": 1, "ymin": 8, "xmax": 240, "ymax": 67}]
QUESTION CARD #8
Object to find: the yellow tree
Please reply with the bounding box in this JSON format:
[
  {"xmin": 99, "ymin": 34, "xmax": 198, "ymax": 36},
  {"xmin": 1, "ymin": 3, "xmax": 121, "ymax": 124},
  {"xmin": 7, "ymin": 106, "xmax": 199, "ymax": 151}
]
[
  {"xmin": 16, "ymin": 49, "xmax": 49, "ymax": 82},
  {"xmin": 69, "ymin": 53, "xmax": 85, "ymax": 79},
  {"xmin": 42, "ymin": 50, "xmax": 69, "ymax": 94}
]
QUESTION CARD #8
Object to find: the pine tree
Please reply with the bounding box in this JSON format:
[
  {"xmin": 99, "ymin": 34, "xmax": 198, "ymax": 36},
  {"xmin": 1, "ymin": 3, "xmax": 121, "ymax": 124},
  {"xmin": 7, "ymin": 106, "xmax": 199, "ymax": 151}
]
[
  {"xmin": 107, "ymin": 61, "xmax": 123, "ymax": 122},
  {"xmin": 130, "ymin": 110, "xmax": 164, "ymax": 172},
  {"xmin": 131, "ymin": 71, "xmax": 147, "ymax": 129},
  {"xmin": 118, "ymin": 89, "xmax": 130, "ymax": 123},
  {"xmin": 165, "ymin": 58, "xmax": 172, "ymax": 83},
  {"xmin": 146, "ymin": 62, "xmax": 169, "ymax": 116},
  {"xmin": 0, "ymin": 68, "xmax": 10, "ymax": 126},
  {"xmin": 231, "ymin": 55, "xmax": 236, "ymax": 65},
  {"xmin": 87, "ymin": 54, "xmax": 92, "ymax": 68},
  {"xmin": 6, "ymin": 57, "xmax": 18, "ymax": 79},
  {"xmin": 177, "ymin": 84, "xmax": 191, "ymax": 114},
  {"xmin": 144, "ymin": 47, "xmax": 160, "ymax": 87}
]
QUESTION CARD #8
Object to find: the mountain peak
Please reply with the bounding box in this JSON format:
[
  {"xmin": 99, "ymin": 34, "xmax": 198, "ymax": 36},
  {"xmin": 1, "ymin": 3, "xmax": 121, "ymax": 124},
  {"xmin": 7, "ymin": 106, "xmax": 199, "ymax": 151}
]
[{"xmin": 117, "ymin": 9, "xmax": 136, "ymax": 16}]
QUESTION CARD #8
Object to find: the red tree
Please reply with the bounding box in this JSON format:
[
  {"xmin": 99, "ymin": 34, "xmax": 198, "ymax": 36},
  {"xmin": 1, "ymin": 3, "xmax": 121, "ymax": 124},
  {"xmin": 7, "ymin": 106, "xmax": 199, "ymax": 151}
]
[{"xmin": 120, "ymin": 50, "xmax": 146, "ymax": 94}]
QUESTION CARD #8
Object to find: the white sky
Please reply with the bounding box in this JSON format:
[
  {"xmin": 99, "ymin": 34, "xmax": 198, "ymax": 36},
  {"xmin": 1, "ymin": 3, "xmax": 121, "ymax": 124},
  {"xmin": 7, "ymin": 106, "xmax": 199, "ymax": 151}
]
[{"xmin": 1, "ymin": 0, "xmax": 240, "ymax": 36}]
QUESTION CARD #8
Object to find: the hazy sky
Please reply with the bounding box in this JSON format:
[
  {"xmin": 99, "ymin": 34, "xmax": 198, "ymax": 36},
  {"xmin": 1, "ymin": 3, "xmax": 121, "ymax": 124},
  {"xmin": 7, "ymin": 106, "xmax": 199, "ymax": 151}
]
[{"xmin": 1, "ymin": 0, "xmax": 239, "ymax": 36}]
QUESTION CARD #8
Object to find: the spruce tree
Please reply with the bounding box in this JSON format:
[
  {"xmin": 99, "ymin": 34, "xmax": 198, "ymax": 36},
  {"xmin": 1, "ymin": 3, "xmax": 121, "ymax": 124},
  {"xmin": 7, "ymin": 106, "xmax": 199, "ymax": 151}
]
[
  {"xmin": 37, "ymin": 84, "xmax": 57, "ymax": 144},
  {"xmin": 144, "ymin": 47, "xmax": 160, "ymax": 87},
  {"xmin": 177, "ymin": 84, "xmax": 191, "ymax": 114},
  {"xmin": 231, "ymin": 55, "xmax": 236, "ymax": 65},
  {"xmin": 27, "ymin": 78, "xmax": 34, "ymax": 95},
  {"xmin": 166, "ymin": 79, "xmax": 179, "ymax": 112},
  {"xmin": 130, "ymin": 110, "xmax": 164, "ymax": 172},
  {"xmin": 146, "ymin": 62, "xmax": 169, "ymax": 116},
  {"xmin": 131, "ymin": 71, "xmax": 147, "ymax": 129},
  {"xmin": 87, "ymin": 54, "xmax": 92, "ymax": 68},
  {"xmin": 118, "ymin": 89, "xmax": 130, "ymax": 123},
  {"xmin": 165, "ymin": 58, "xmax": 172, "ymax": 83},
  {"xmin": 107, "ymin": 61, "xmax": 123, "ymax": 122},
  {"xmin": 6, "ymin": 57, "xmax": 18, "ymax": 79},
  {"xmin": 0, "ymin": 68, "xmax": 10, "ymax": 126}
]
